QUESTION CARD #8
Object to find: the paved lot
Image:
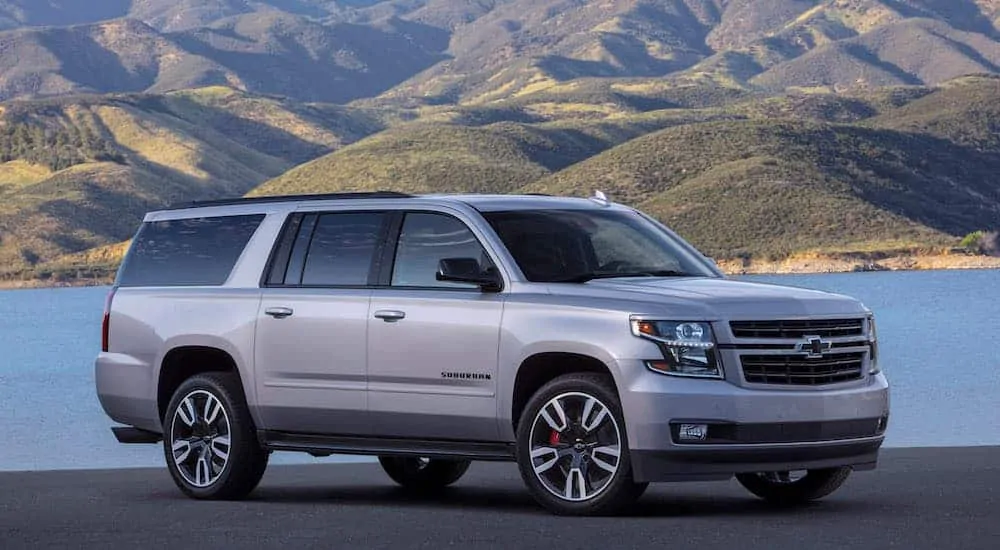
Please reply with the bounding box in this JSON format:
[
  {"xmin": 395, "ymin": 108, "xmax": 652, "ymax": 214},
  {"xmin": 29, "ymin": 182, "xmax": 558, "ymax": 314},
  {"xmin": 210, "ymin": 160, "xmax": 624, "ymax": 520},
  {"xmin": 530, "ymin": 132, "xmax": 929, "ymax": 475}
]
[{"xmin": 1, "ymin": 447, "xmax": 997, "ymax": 549}]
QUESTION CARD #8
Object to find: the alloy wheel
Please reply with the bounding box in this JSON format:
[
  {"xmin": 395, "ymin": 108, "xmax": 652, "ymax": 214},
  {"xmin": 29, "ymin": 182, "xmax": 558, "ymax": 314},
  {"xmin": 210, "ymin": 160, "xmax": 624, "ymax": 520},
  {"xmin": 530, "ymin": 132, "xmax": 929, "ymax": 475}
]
[
  {"xmin": 528, "ymin": 391, "xmax": 622, "ymax": 502},
  {"xmin": 169, "ymin": 389, "xmax": 232, "ymax": 488}
]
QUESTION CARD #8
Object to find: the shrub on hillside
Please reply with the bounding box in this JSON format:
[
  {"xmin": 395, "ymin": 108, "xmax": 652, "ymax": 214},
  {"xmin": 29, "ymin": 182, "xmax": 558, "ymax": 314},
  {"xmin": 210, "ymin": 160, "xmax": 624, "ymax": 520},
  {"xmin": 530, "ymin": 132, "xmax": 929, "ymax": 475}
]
[{"xmin": 960, "ymin": 230, "xmax": 1000, "ymax": 256}]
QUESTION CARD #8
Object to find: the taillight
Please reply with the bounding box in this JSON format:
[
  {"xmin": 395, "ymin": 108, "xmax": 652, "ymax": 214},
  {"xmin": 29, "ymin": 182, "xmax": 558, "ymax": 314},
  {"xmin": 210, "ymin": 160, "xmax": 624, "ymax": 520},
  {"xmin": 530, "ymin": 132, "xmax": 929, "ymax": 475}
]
[{"xmin": 102, "ymin": 289, "xmax": 115, "ymax": 353}]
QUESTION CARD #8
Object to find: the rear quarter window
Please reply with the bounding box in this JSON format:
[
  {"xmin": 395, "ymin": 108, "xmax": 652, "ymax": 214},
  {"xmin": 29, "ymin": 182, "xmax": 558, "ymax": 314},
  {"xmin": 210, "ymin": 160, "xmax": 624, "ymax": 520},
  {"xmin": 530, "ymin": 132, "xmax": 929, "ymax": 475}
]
[{"xmin": 117, "ymin": 214, "xmax": 266, "ymax": 287}]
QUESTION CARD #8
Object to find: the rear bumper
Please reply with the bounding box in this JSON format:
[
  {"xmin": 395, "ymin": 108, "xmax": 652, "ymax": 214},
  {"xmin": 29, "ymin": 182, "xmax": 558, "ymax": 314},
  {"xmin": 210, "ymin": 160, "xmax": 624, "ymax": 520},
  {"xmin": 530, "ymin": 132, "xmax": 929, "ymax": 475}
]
[
  {"xmin": 631, "ymin": 437, "xmax": 883, "ymax": 482},
  {"xmin": 95, "ymin": 352, "xmax": 160, "ymax": 433}
]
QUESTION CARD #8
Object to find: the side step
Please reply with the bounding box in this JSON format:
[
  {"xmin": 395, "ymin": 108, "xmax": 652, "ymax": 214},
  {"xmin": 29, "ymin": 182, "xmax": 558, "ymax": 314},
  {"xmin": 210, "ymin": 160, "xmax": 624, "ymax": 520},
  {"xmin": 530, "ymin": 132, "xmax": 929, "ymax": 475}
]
[
  {"xmin": 260, "ymin": 431, "xmax": 516, "ymax": 461},
  {"xmin": 112, "ymin": 427, "xmax": 163, "ymax": 444}
]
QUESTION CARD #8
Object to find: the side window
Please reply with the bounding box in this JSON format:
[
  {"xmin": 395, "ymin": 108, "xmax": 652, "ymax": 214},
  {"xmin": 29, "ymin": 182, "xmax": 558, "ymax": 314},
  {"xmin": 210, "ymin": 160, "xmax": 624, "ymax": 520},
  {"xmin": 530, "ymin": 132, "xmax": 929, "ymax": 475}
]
[
  {"xmin": 295, "ymin": 212, "xmax": 387, "ymax": 286},
  {"xmin": 390, "ymin": 212, "xmax": 492, "ymax": 289},
  {"xmin": 118, "ymin": 214, "xmax": 265, "ymax": 287}
]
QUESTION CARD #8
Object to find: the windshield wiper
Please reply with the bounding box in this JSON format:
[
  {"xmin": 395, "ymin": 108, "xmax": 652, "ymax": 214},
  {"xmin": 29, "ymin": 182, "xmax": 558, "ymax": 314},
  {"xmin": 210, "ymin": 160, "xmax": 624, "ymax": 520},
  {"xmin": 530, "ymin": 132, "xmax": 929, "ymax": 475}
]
[{"xmin": 552, "ymin": 269, "xmax": 693, "ymax": 283}]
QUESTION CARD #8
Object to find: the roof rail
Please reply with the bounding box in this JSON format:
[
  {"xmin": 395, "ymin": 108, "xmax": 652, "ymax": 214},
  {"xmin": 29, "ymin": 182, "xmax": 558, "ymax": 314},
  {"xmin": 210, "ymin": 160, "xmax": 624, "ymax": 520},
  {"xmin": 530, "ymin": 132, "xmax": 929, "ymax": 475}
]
[{"xmin": 163, "ymin": 191, "xmax": 415, "ymax": 210}]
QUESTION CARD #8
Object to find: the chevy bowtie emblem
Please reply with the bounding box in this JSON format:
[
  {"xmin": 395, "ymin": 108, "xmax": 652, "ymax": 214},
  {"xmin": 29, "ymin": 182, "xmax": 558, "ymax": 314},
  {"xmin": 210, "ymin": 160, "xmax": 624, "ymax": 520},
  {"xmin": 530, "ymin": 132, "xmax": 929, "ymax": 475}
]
[{"xmin": 797, "ymin": 336, "xmax": 832, "ymax": 358}]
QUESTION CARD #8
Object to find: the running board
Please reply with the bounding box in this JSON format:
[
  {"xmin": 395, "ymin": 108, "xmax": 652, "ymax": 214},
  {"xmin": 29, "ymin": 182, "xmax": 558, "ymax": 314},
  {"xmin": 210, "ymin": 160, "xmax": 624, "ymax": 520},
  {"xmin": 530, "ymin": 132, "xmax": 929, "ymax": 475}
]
[
  {"xmin": 260, "ymin": 431, "xmax": 516, "ymax": 461},
  {"xmin": 112, "ymin": 427, "xmax": 163, "ymax": 444}
]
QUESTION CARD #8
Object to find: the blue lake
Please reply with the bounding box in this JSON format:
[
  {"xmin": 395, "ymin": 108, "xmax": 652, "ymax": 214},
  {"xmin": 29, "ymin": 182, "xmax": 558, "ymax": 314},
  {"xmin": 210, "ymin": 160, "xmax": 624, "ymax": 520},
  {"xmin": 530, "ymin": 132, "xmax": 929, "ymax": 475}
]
[{"xmin": 1, "ymin": 269, "xmax": 998, "ymax": 472}]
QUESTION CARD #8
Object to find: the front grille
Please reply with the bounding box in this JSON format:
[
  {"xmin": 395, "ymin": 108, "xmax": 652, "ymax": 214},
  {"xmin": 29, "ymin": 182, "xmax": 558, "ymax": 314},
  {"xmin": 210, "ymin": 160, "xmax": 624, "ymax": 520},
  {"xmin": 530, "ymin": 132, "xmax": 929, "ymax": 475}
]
[
  {"xmin": 741, "ymin": 352, "xmax": 865, "ymax": 385},
  {"xmin": 730, "ymin": 318, "xmax": 864, "ymax": 339}
]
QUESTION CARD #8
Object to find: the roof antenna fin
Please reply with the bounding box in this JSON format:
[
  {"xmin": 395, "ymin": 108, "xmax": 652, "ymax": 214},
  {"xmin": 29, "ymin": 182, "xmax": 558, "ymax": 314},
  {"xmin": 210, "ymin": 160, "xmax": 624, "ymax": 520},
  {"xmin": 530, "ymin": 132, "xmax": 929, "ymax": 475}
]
[{"xmin": 590, "ymin": 190, "xmax": 609, "ymax": 205}]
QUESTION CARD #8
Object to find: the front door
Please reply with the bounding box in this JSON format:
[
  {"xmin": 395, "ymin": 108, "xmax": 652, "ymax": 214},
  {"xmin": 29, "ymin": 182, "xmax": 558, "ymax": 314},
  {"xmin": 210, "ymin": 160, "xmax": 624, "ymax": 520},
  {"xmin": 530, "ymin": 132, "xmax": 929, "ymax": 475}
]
[
  {"xmin": 367, "ymin": 210, "xmax": 505, "ymax": 442},
  {"xmin": 254, "ymin": 210, "xmax": 390, "ymax": 435}
]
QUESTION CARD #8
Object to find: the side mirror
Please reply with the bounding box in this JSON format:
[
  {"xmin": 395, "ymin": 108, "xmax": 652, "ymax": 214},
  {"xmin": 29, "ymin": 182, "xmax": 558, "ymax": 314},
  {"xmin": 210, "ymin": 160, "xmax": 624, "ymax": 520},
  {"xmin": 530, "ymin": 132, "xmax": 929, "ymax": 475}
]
[{"xmin": 436, "ymin": 258, "xmax": 501, "ymax": 291}]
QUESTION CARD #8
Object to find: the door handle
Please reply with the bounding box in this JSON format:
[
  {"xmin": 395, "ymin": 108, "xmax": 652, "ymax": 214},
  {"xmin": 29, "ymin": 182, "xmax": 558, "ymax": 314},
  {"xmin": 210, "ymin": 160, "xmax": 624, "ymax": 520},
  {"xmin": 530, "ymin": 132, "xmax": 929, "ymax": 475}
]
[
  {"xmin": 374, "ymin": 310, "xmax": 406, "ymax": 322},
  {"xmin": 265, "ymin": 307, "xmax": 294, "ymax": 319}
]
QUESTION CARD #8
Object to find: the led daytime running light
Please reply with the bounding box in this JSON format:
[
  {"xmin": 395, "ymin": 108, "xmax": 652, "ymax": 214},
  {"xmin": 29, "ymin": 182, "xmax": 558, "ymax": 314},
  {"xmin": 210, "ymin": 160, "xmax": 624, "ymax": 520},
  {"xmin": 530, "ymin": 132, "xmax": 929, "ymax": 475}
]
[{"xmin": 631, "ymin": 320, "xmax": 716, "ymax": 348}]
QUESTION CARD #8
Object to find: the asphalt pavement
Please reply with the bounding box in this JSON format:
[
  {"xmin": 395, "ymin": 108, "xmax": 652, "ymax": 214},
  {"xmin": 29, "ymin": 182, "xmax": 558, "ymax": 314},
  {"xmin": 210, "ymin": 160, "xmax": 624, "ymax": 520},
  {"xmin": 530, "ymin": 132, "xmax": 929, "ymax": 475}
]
[{"xmin": 1, "ymin": 446, "xmax": 997, "ymax": 549}]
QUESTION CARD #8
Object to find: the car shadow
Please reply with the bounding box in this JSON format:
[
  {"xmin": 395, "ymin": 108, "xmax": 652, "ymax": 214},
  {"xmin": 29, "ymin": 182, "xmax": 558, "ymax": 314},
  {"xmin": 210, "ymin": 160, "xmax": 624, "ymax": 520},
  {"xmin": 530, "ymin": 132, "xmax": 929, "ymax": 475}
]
[{"xmin": 224, "ymin": 484, "xmax": 878, "ymax": 518}]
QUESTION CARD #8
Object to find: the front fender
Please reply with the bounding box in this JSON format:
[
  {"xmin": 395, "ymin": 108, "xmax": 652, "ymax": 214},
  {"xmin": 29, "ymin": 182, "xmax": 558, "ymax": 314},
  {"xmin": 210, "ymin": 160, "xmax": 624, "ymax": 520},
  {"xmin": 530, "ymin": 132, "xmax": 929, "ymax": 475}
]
[{"xmin": 497, "ymin": 303, "xmax": 658, "ymax": 440}]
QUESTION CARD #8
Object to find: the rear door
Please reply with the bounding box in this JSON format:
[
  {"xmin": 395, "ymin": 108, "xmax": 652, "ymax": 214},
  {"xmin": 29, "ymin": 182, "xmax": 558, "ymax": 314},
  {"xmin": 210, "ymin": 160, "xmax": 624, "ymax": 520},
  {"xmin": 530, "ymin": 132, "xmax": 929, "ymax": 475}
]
[
  {"xmin": 253, "ymin": 209, "xmax": 392, "ymax": 436},
  {"xmin": 367, "ymin": 209, "xmax": 505, "ymax": 442}
]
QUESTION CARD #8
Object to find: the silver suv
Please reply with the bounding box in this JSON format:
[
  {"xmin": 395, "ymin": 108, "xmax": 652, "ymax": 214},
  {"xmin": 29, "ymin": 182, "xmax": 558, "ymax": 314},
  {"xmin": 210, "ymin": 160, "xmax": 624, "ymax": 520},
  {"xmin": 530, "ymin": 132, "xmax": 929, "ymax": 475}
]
[{"xmin": 95, "ymin": 191, "xmax": 889, "ymax": 516}]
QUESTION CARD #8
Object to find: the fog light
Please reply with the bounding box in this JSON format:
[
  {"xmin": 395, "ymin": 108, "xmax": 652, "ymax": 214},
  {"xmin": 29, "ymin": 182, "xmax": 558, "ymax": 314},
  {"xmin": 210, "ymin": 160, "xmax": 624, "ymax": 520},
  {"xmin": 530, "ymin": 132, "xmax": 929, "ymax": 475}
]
[{"xmin": 678, "ymin": 424, "xmax": 708, "ymax": 441}]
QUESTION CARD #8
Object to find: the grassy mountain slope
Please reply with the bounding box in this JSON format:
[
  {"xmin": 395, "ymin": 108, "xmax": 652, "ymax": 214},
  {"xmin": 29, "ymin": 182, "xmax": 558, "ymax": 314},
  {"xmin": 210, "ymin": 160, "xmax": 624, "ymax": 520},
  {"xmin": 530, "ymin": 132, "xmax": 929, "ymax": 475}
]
[
  {"xmin": 249, "ymin": 78, "xmax": 1000, "ymax": 264},
  {"xmin": 523, "ymin": 117, "xmax": 1000, "ymax": 258},
  {"xmin": 375, "ymin": 0, "xmax": 720, "ymax": 105},
  {"xmin": 3, "ymin": 1, "xmax": 1000, "ymax": 283},
  {"xmin": 0, "ymin": 11, "xmax": 449, "ymax": 104},
  {"xmin": 171, "ymin": 12, "xmax": 450, "ymax": 102},
  {"xmin": 368, "ymin": 0, "xmax": 1000, "ymax": 105},
  {"xmin": 0, "ymin": 1, "xmax": 368, "ymax": 31},
  {"xmin": 248, "ymin": 105, "xmax": 750, "ymax": 197},
  {"xmin": 863, "ymin": 73, "xmax": 1000, "ymax": 149},
  {"xmin": 751, "ymin": 17, "xmax": 1000, "ymax": 91},
  {"xmin": 1, "ymin": 1, "xmax": 1000, "ymax": 106},
  {"xmin": 0, "ymin": 87, "xmax": 385, "ymax": 279}
]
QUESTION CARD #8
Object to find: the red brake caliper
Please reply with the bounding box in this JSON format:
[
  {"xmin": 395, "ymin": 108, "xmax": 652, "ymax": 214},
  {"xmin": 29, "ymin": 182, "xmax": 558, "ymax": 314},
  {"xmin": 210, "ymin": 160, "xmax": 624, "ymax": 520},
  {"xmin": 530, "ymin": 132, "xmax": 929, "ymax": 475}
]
[{"xmin": 549, "ymin": 430, "xmax": 560, "ymax": 445}]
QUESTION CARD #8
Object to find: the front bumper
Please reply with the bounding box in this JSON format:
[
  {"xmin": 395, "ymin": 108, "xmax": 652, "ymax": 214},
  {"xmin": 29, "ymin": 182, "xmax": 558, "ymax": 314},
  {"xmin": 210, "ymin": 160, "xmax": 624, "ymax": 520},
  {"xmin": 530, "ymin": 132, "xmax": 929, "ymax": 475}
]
[
  {"xmin": 618, "ymin": 360, "xmax": 890, "ymax": 482},
  {"xmin": 631, "ymin": 437, "xmax": 883, "ymax": 482}
]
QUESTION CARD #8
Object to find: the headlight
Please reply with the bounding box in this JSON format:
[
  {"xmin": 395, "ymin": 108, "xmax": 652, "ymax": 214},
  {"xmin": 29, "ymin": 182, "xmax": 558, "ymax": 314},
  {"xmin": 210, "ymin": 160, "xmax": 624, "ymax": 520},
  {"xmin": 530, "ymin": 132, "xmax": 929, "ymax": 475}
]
[
  {"xmin": 868, "ymin": 314, "xmax": 880, "ymax": 374},
  {"xmin": 630, "ymin": 318, "xmax": 723, "ymax": 379}
]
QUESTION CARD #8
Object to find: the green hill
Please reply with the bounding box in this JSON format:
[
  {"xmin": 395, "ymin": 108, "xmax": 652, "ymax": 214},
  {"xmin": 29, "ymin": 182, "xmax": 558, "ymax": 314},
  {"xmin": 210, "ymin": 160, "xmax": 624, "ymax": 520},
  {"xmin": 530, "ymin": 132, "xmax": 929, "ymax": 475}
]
[
  {"xmin": 863, "ymin": 74, "xmax": 1000, "ymax": 149},
  {"xmin": 523, "ymin": 118, "xmax": 1000, "ymax": 259},
  {"xmin": 0, "ymin": 87, "xmax": 385, "ymax": 281},
  {"xmin": 251, "ymin": 78, "xmax": 1000, "ymax": 262},
  {"xmin": 249, "ymin": 107, "xmax": 746, "ymax": 197}
]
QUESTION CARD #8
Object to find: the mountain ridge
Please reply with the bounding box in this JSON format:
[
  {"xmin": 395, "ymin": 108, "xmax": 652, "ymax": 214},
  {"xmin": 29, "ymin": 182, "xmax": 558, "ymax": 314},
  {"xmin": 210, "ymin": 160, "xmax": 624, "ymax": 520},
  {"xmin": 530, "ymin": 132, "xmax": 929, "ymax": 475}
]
[
  {"xmin": 0, "ymin": 1, "xmax": 999, "ymax": 283},
  {"xmin": 0, "ymin": 1, "xmax": 999, "ymax": 104}
]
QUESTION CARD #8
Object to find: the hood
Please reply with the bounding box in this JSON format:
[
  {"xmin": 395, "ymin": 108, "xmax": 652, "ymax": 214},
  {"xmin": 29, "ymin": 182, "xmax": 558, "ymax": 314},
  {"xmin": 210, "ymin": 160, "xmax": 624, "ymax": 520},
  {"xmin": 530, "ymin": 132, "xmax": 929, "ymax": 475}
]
[{"xmin": 544, "ymin": 276, "xmax": 869, "ymax": 319}]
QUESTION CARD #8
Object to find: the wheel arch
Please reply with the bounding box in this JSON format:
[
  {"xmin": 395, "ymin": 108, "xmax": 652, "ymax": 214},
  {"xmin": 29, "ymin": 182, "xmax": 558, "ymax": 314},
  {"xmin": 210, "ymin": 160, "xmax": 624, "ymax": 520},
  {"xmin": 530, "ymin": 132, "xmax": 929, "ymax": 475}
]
[
  {"xmin": 156, "ymin": 344, "xmax": 248, "ymax": 424},
  {"xmin": 510, "ymin": 351, "xmax": 622, "ymax": 435}
]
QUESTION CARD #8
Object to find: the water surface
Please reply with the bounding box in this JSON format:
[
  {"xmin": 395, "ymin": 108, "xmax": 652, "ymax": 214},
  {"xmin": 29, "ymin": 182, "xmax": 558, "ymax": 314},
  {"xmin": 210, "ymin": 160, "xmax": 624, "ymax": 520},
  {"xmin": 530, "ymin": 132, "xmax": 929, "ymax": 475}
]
[{"xmin": 1, "ymin": 269, "xmax": 997, "ymax": 471}]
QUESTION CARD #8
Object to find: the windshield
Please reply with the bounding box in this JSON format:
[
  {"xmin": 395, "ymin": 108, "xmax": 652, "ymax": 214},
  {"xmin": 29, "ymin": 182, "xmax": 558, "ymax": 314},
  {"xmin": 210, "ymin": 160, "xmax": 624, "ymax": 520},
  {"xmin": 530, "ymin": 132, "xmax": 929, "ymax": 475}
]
[{"xmin": 480, "ymin": 208, "xmax": 719, "ymax": 283}]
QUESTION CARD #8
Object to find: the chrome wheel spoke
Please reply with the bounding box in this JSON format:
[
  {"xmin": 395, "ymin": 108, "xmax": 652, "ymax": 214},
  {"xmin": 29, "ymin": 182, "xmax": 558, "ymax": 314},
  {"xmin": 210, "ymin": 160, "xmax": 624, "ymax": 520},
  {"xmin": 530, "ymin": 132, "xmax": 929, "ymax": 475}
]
[
  {"xmin": 591, "ymin": 445, "xmax": 620, "ymax": 473},
  {"xmin": 539, "ymin": 399, "xmax": 568, "ymax": 432},
  {"xmin": 178, "ymin": 397, "xmax": 198, "ymax": 427},
  {"xmin": 580, "ymin": 397, "xmax": 608, "ymax": 433},
  {"xmin": 531, "ymin": 446, "xmax": 560, "ymax": 474},
  {"xmin": 210, "ymin": 436, "xmax": 231, "ymax": 461},
  {"xmin": 204, "ymin": 395, "xmax": 223, "ymax": 425},
  {"xmin": 172, "ymin": 439, "xmax": 192, "ymax": 463},
  {"xmin": 195, "ymin": 455, "xmax": 212, "ymax": 486},
  {"xmin": 564, "ymin": 467, "xmax": 587, "ymax": 500}
]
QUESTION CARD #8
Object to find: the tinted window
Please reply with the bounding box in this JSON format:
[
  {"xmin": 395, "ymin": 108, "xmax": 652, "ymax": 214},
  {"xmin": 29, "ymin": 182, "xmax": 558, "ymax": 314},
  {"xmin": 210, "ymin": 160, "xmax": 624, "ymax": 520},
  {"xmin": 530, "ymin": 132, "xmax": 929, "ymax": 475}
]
[
  {"xmin": 118, "ymin": 214, "xmax": 265, "ymax": 287},
  {"xmin": 481, "ymin": 209, "xmax": 717, "ymax": 282},
  {"xmin": 391, "ymin": 212, "xmax": 491, "ymax": 288},
  {"xmin": 299, "ymin": 212, "xmax": 386, "ymax": 286}
]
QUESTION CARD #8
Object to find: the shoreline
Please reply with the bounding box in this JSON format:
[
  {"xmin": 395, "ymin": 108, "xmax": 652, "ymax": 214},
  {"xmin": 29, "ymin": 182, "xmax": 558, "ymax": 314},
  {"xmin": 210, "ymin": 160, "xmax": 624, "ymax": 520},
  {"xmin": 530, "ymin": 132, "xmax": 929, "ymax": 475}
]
[
  {"xmin": 714, "ymin": 252, "xmax": 1000, "ymax": 275},
  {"xmin": 1, "ymin": 253, "xmax": 998, "ymax": 290}
]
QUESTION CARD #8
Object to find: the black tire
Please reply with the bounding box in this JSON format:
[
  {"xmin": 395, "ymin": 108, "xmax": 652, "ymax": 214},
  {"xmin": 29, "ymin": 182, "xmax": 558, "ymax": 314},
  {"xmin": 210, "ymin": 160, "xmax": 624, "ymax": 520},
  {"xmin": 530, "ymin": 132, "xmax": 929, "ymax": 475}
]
[
  {"xmin": 515, "ymin": 373, "xmax": 648, "ymax": 516},
  {"xmin": 162, "ymin": 372, "xmax": 268, "ymax": 500},
  {"xmin": 378, "ymin": 456, "xmax": 471, "ymax": 491},
  {"xmin": 735, "ymin": 467, "xmax": 852, "ymax": 506}
]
